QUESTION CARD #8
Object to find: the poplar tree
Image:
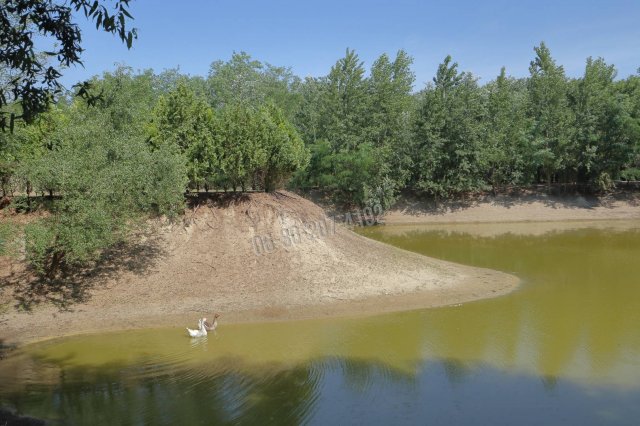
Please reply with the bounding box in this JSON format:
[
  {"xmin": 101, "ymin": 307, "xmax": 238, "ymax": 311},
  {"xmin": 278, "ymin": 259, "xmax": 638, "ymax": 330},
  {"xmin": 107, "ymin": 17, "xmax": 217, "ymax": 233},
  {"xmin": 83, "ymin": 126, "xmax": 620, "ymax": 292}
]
[
  {"xmin": 413, "ymin": 56, "xmax": 485, "ymax": 196},
  {"xmin": 324, "ymin": 48, "xmax": 368, "ymax": 151},
  {"xmin": 484, "ymin": 68, "xmax": 531, "ymax": 190},
  {"xmin": 367, "ymin": 50, "xmax": 416, "ymax": 189},
  {"xmin": 570, "ymin": 58, "xmax": 640, "ymax": 188},
  {"xmin": 527, "ymin": 42, "xmax": 573, "ymax": 184},
  {"xmin": 207, "ymin": 52, "xmax": 301, "ymax": 118}
]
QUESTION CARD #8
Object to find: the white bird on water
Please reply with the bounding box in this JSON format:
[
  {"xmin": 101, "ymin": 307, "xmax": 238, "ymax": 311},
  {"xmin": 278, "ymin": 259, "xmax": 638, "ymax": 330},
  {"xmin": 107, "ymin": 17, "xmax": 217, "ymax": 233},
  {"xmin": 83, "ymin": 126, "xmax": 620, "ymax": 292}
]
[
  {"xmin": 186, "ymin": 313, "xmax": 220, "ymax": 337},
  {"xmin": 186, "ymin": 318, "xmax": 207, "ymax": 338}
]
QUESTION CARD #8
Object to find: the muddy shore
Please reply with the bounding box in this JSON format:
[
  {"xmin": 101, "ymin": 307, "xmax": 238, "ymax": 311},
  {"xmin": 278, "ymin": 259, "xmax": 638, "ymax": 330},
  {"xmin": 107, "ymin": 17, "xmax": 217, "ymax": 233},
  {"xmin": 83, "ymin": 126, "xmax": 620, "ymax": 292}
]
[{"xmin": 1, "ymin": 192, "xmax": 521, "ymax": 347}]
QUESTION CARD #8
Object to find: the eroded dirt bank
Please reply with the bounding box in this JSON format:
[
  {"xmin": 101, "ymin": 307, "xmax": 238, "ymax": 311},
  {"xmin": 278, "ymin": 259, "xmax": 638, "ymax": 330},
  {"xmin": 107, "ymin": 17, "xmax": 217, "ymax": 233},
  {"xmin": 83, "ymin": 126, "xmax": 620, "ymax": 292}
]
[{"xmin": 0, "ymin": 191, "xmax": 518, "ymax": 347}]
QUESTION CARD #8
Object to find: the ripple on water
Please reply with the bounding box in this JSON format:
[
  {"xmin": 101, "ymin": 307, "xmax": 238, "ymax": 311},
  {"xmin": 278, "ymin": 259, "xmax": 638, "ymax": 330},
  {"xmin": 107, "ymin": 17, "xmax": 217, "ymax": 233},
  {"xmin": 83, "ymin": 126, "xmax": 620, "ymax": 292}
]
[{"xmin": 2, "ymin": 221, "xmax": 640, "ymax": 424}]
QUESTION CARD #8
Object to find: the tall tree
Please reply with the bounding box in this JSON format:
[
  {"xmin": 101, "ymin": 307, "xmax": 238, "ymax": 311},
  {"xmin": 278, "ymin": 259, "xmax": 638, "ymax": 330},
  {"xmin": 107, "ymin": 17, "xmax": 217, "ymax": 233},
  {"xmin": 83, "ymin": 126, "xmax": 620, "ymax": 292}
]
[
  {"xmin": 292, "ymin": 49, "xmax": 372, "ymax": 205},
  {"xmin": 207, "ymin": 52, "xmax": 301, "ymax": 117},
  {"xmin": 615, "ymin": 71, "xmax": 640, "ymax": 179},
  {"xmin": 149, "ymin": 82, "xmax": 217, "ymax": 189},
  {"xmin": 483, "ymin": 68, "xmax": 531, "ymax": 190},
  {"xmin": 88, "ymin": 66, "xmax": 157, "ymax": 133},
  {"xmin": 294, "ymin": 77, "xmax": 327, "ymax": 145},
  {"xmin": 413, "ymin": 56, "xmax": 486, "ymax": 196},
  {"xmin": 367, "ymin": 51, "xmax": 414, "ymax": 145},
  {"xmin": 256, "ymin": 104, "xmax": 309, "ymax": 192},
  {"xmin": 527, "ymin": 42, "xmax": 573, "ymax": 184},
  {"xmin": 323, "ymin": 48, "xmax": 368, "ymax": 151},
  {"xmin": 570, "ymin": 58, "xmax": 640, "ymax": 187},
  {"xmin": 216, "ymin": 103, "xmax": 265, "ymax": 191},
  {"xmin": 208, "ymin": 52, "xmax": 265, "ymax": 108},
  {"xmin": 363, "ymin": 50, "xmax": 415, "ymax": 208},
  {"xmin": 367, "ymin": 50, "xmax": 416, "ymax": 190}
]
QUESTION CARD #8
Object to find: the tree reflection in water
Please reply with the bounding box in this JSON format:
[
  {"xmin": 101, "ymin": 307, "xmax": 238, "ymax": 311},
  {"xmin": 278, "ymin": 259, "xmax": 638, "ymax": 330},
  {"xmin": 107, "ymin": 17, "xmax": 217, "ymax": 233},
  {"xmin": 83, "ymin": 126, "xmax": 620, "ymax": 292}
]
[
  {"xmin": 2, "ymin": 356, "xmax": 640, "ymax": 425},
  {"xmin": 2, "ymin": 222, "xmax": 640, "ymax": 425}
]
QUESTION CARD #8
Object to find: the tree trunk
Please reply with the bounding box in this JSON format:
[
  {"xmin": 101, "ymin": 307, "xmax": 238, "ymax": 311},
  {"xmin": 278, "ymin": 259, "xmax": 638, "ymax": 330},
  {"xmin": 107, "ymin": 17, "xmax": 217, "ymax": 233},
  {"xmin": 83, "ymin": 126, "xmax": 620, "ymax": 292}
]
[
  {"xmin": 47, "ymin": 251, "xmax": 65, "ymax": 280},
  {"xmin": 545, "ymin": 171, "xmax": 551, "ymax": 189},
  {"xmin": 26, "ymin": 180, "xmax": 32, "ymax": 211}
]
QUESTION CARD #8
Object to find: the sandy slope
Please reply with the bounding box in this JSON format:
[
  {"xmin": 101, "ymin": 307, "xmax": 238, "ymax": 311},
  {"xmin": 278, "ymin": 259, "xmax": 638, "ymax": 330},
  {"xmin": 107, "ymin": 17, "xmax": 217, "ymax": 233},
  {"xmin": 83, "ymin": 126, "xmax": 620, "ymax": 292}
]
[
  {"xmin": 0, "ymin": 192, "xmax": 517, "ymax": 347},
  {"xmin": 383, "ymin": 192, "xmax": 640, "ymax": 224}
]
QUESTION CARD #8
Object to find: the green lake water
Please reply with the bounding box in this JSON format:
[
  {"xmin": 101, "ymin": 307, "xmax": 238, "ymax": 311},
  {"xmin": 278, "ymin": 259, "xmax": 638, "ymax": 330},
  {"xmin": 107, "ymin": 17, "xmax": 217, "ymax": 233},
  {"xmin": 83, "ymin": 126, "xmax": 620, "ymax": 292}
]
[{"xmin": 1, "ymin": 220, "xmax": 639, "ymax": 425}]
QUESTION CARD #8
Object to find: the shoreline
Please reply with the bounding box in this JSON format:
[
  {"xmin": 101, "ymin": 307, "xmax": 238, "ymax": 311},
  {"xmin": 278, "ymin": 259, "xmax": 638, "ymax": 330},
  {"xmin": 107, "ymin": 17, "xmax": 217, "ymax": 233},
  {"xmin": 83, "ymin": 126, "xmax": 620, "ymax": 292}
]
[
  {"xmin": 12, "ymin": 190, "xmax": 640, "ymax": 349},
  {"xmin": 4, "ymin": 266, "xmax": 518, "ymax": 351},
  {"xmin": 0, "ymin": 242, "xmax": 520, "ymax": 349},
  {"xmin": 1, "ymin": 192, "xmax": 520, "ymax": 350},
  {"xmin": 3, "ymin": 190, "xmax": 640, "ymax": 350},
  {"xmin": 381, "ymin": 192, "xmax": 640, "ymax": 225}
]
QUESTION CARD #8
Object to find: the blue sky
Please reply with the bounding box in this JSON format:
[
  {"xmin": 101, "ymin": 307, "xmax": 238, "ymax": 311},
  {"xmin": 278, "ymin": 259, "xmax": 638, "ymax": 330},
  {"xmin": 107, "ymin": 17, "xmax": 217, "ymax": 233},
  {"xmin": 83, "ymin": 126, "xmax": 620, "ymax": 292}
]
[{"xmin": 60, "ymin": 0, "xmax": 640, "ymax": 89}]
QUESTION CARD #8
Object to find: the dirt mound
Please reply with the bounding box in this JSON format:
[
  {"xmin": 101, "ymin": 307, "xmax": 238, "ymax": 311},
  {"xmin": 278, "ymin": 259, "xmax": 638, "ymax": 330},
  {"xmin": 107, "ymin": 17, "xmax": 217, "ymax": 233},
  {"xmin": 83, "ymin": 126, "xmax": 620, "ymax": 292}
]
[{"xmin": 0, "ymin": 191, "xmax": 518, "ymax": 345}]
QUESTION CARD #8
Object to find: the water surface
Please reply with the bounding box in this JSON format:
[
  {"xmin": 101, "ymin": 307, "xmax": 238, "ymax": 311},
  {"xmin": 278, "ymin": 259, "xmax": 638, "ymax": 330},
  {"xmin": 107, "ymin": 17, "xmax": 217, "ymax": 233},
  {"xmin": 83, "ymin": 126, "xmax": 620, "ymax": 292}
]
[{"xmin": 1, "ymin": 220, "xmax": 639, "ymax": 425}]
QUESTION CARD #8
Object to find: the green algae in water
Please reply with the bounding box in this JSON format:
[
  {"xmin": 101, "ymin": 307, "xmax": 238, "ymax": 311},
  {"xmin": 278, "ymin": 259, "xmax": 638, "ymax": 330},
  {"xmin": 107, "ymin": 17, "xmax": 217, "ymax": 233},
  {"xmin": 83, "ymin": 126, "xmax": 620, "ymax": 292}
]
[{"xmin": 1, "ymin": 221, "xmax": 640, "ymax": 425}]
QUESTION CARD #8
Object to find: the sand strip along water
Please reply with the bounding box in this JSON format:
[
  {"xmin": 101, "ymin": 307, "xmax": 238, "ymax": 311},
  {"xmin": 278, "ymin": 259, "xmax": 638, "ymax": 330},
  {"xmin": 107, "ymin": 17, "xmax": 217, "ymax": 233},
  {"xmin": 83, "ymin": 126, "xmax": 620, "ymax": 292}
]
[{"xmin": 1, "ymin": 192, "xmax": 519, "ymax": 347}]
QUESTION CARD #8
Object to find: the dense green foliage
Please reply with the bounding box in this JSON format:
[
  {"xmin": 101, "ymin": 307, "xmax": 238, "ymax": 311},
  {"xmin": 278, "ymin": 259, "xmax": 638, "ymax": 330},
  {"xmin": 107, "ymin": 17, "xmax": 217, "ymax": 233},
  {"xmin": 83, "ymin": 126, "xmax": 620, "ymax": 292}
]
[
  {"xmin": 1, "ymin": 67, "xmax": 309, "ymax": 277},
  {"xmin": 16, "ymin": 98, "xmax": 187, "ymax": 277},
  {"xmin": 483, "ymin": 68, "xmax": 531, "ymax": 190},
  {"xmin": 411, "ymin": 56, "xmax": 485, "ymax": 196},
  {"xmin": 149, "ymin": 82, "xmax": 308, "ymax": 192},
  {"xmin": 293, "ymin": 49, "xmax": 415, "ymax": 207},
  {"xmin": 149, "ymin": 81, "xmax": 217, "ymax": 188},
  {"xmin": 1, "ymin": 44, "xmax": 639, "ymax": 277},
  {"xmin": 291, "ymin": 44, "xmax": 638, "ymax": 202},
  {"xmin": 1, "ymin": 0, "xmax": 136, "ymax": 129}
]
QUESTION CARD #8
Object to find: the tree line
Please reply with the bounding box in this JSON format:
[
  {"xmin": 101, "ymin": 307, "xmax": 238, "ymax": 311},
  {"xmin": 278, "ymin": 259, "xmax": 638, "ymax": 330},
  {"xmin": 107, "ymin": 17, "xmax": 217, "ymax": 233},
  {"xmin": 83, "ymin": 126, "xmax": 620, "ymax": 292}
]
[
  {"xmin": 1, "ymin": 42, "xmax": 639, "ymax": 276},
  {"xmin": 0, "ymin": 63, "xmax": 309, "ymax": 276},
  {"xmin": 291, "ymin": 43, "xmax": 639, "ymax": 208}
]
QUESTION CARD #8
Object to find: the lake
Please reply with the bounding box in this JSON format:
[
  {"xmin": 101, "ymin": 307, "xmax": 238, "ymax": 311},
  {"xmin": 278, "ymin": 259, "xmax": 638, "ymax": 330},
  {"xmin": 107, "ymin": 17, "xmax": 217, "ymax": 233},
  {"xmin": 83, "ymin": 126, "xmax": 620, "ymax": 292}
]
[{"xmin": 1, "ymin": 220, "xmax": 639, "ymax": 425}]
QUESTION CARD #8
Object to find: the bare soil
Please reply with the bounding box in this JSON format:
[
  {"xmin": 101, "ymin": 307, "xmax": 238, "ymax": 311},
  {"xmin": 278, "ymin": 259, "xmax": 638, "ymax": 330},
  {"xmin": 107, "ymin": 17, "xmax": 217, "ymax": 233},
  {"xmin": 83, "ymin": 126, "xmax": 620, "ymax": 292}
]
[
  {"xmin": 383, "ymin": 191, "xmax": 640, "ymax": 224},
  {"xmin": 0, "ymin": 191, "xmax": 518, "ymax": 348}
]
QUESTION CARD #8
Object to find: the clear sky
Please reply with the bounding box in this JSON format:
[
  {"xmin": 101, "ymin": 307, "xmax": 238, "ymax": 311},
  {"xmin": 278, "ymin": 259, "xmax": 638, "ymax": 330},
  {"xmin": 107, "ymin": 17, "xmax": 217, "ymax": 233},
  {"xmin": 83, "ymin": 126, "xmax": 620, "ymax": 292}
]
[{"xmin": 60, "ymin": 0, "xmax": 640, "ymax": 89}]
